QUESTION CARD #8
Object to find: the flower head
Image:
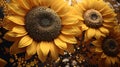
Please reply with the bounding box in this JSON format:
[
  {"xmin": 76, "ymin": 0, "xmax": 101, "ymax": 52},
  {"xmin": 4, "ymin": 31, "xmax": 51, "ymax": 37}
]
[
  {"xmin": 92, "ymin": 25, "xmax": 120, "ymax": 65},
  {"xmin": 3, "ymin": 0, "xmax": 80, "ymax": 62},
  {"xmin": 73, "ymin": 0, "xmax": 117, "ymax": 42}
]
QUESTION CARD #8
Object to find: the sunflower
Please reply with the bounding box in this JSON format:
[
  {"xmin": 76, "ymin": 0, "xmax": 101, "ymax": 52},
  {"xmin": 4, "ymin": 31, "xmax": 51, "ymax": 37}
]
[
  {"xmin": 73, "ymin": 0, "xmax": 117, "ymax": 42},
  {"xmin": 3, "ymin": 0, "xmax": 80, "ymax": 62},
  {"xmin": 92, "ymin": 25, "xmax": 120, "ymax": 65}
]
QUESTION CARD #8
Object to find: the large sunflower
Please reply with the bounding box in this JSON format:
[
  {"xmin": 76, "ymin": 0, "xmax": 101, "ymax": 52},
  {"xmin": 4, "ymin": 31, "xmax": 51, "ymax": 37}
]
[
  {"xmin": 3, "ymin": 0, "xmax": 80, "ymax": 62},
  {"xmin": 73, "ymin": 0, "xmax": 117, "ymax": 42},
  {"xmin": 92, "ymin": 25, "xmax": 120, "ymax": 65}
]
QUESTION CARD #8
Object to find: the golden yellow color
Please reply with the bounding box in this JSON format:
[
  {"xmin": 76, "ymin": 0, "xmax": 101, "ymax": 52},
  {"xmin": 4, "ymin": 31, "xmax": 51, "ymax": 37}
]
[
  {"xmin": 3, "ymin": 0, "xmax": 81, "ymax": 62},
  {"xmin": 73, "ymin": 0, "xmax": 117, "ymax": 42},
  {"xmin": 92, "ymin": 25, "xmax": 120, "ymax": 65},
  {"xmin": 0, "ymin": 58, "xmax": 7, "ymax": 67}
]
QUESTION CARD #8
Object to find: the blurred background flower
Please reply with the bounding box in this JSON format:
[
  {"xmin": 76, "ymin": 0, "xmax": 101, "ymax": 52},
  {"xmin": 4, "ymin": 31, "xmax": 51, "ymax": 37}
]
[{"xmin": 92, "ymin": 25, "xmax": 120, "ymax": 66}]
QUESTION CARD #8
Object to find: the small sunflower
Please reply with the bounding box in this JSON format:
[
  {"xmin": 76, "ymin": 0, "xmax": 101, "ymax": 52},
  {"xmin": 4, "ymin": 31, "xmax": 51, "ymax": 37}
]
[
  {"xmin": 92, "ymin": 25, "xmax": 120, "ymax": 65},
  {"xmin": 3, "ymin": 0, "xmax": 80, "ymax": 62},
  {"xmin": 73, "ymin": 0, "xmax": 117, "ymax": 42}
]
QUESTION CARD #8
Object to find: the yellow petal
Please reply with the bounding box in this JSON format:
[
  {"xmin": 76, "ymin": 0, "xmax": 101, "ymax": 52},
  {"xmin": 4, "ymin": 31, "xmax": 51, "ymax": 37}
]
[
  {"xmin": 74, "ymin": 3, "xmax": 85, "ymax": 13},
  {"xmin": 105, "ymin": 57, "xmax": 111, "ymax": 64},
  {"xmin": 81, "ymin": 23, "xmax": 89, "ymax": 31},
  {"xmin": 99, "ymin": 27, "xmax": 109, "ymax": 34},
  {"xmin": 104, "ymin": 17, "xmax": 116, "ymax": 24},
  {"xmin": 50, "ymin": 43, "xmax": 58, "ymax": 60},
  {"xmin": 110, "ymin": 57, "xmax": 116, "ymax": 64},
  {"xmin": 7, "ymin": 3, "xmax": 26, "ymax": 16},
  {"xmin": 100, "ymin": 4, "xmax": 114, "ymax": 15},
  {"xmin": 3, "ymin": 33, "xmax": 18, "ymax": 41},
  {"xmin": 0, "ymin": 58, "xmax": 7, "ymax": 67},
  {"xmin": 10, "ymin": 40, "xmax": 26, "ymax": 54},
  {"xmin": 95, "ymin": 47, "xmax": 102, "ymax": 52},
  {"xmin": 94, "ymin": 0, "xmax": 106, "ymax": 12},
  {"xmin": 86, "ymin": 28, "xmax": 95, "ymax": 39},
  {"xmin": 103, "ymin": 23, "xmax": 114, "ymax": 28},
  {"xmin": 102, "ymin": 10, "xmax": 115, "ymax": 17},
  {"xmin": 51, "ymin": 0, "xmax": 66, "ymax": 13},
  {"xmin": 26, "ymin": 41, "xmax": 37, "ymax": 56},
  {"xmin": 31, "ymin": 0, "xmax": 40, "ymax": 6},
  {"xmin": 62, "ymin": 15, "xmax": 78, "ymax": 25},
  {"xmin": 101, "ymin": 53, "xmax": 107, "ymax": 58},
  {"xmin": 6, "ymin": 31, "xmax": 27, "ymax": 37},
  {"xmin": 7, "ymin": 16, "xmax": 25, "ymax": 25},
  {"xmin": 39, "ymin": 0, "xmax": 51, "ymax": 7},
  {"xmin": 12, "ymin": 26, "xmax": 27, "ymax": 34},
  {"xmin": 39, "ymin": 41, "xmax": 50, "ymax": 57},
  {"xmin": 95, "ymin": 30, "xmax": 106, "ymax": 39},
  {"xmin": 81, "ymin": 0, "xmax": 89, "ymax": 9},
  {"xmin": 54, "ymin": 38, "xmax": 67, "ymax": 50},
  {"xmin": 18, "ymin": 35, "xmax": 33, "ymax": 48},
  {"xmin": 59, "ymin": 34, "xmax": 77, "ymax": 44},
  {"xmin": 62, "ymin": 26, "xmax": 81, "ymax": 35},
  {"xmin": 27, "ymin": 0, "xmax": 39, "ymax": 7},
  {"xmin": 92, "ymin": 40, "xmax": 101, "ymax": 47},
  {"xmin": 66, "ymin": 44, "xmax": 74, "ymax": 53},
  {"xmin": 37, "ymin": 45, "xmax": 46, "ymax": 62},
  {"xmin": 57, "ymin": 4, "xmax": 71, "ymax": 16},
  {"xmin": 3, "ymin": 21, "xmax": 17, "ymax": 30},
  {"xmin": 105, "ymin": 13, "xmax": 116, "ymax": 18},
  {"xmin": 96, "ymin": 1, "xmax": 106, "ymax": 12},
  {"xmin": 11, "ymin": 0, "xmax": 17, "ymax": 3},
  {"xmin": 87, "ymin": 0, "xmax": 94, "ymax": 9},
  {"xmin": 18, "ymin": 0, "xmax": 30, "ymax": 10},
  {"xmin": 115, "ymin": 57, "xmax": 119, "ymax": 63}
]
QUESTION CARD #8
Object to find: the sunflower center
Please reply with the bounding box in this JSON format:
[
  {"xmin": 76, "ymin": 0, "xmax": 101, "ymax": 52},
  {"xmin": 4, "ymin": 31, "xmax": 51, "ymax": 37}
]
[
  {"xmin": 102, "ymin": 38, "xmax": 119, "ymax": 57},
  {"xmin": 25, "ymin": 7, "xmax": 61, "ymax": 42},
  {"xmin": 40, "ymin": 19, "xmax": 51, "ymax": 26},
  {"xmin": 84, "ymin": 9, "xmax": 103, "ymax": 28}
]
